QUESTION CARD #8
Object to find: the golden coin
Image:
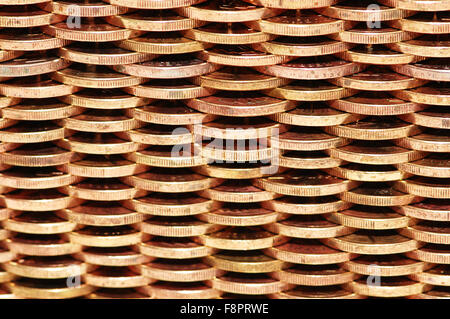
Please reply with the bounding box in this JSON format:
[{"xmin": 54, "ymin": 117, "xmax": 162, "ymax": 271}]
[
  {"xmin": 39, "ymin": 0, "xmax": 129, "ymax": 17},
  {"xmin": 193, "ymin": 162, "xmax": 280, "ymax": 179},
  {"xmin": 279, "ymin": 150, "xmax": 343, "ymax": 169},
  {"xmin": 4, "ymin": 255, "xmax": 88, "ymax": 279},
  {"xmin": 57, "ymin": 132, "xmax": 139, "ymax": 155},
  {"xmin": 140, "ymin": 216, "xmax": 223, "ymax": 237},
  {"xmin": 69, "ymin": 226, "xmax": 141, "ymax": 247},
  {"xmin": 84, "ymin": 266, "xmax": 151, "ymax": 288},
  {"xmin": 106, "ymin": 0, "xmax": 206, "ymax": 9},
  {"xmin": 410, "ymin": 287, "xmax": 450, "ymax": 299},
  {"xmin": 196, "ymin": 226, "xmax": 287, "ymax": 250},
  {"xmin": 410, "ymin": 265, "xmax": 450, "ymax": 286},
  {"xmin": 2, "ymin": 99, "xmax": 81, "ymax": 121},
  {"xmin": 52, "ymin": 64, "xmax": 145, "ymax": 89},
  {"xmin": 396, "ymin": 177, "xmax": 450, "ymax": 198},
  {"xmin": 3, "ymin": 189, "xmax": 82, "ymax": 212},
  {"xmin": 247, "ymin": 10, "xmax": 352, "ymax": 36},
  {"xmin": 322, "ymin": 231, "xmax": 421, "ymax": 255},
  {"xmin": 396, "ymin": 199, "xmax": 450, "ymax": 221},
  {"xmin": 8, "ymin": 278, "xmax": 94, "ymax": 299},
  {"xmin": 0, "ymin": 54, "xmax": 70, "ymax": 77},
  {"xmin": 210, "ymin": 273, "xmax": 292, "ymax": 295},
  {"xmin": 117, "ymin": 32, "xmax": 209, "ymax": 55},
  {"xmin": 254, "ymin": 36, "xmax": 351, "ymax": 57},
  {"xmin": 329, "ymin": 92, "xmax": 425, "ymax": 116},
  {"xmin": 264, "ymin": 80, "xmax": 357, "ymax": 101},
  {"xmin": 263, "ymin": 195, "xmax": 351, "ymax": 215},
  {"xmin": 192, "ymin": 67, "xmax": 290, "ymax": 91},
  {"xmin": 61, "ymin": 178, "xmax": 145, "ymax": 201},
  {"xmin": 255, "ymin": 55, "xmax": 365, "ymax": 80},
  {"xmin": 79, "ymin": 246, "xmax": 151, "ymax": 267},
  {"xmin": 400, "ymin": 220, "xmax": 450, "ymax": 244},
  {"xmin": 199, "ymin": 138, "xmax": 273, "ymax": 162},
  {"xmin": 393, "ymin": 60, "xmax": 450, "ymax": 82},
  {"xmin": 133, "ymin": 100, "xmax": 215, "ymax": 125},
  {"xmin": 271, "ymin": 264, "xmax": 356, "ymax": 286},
  {"xmin": 198, "ymin": 45, "xmax": 291, "ymax": 67},
  {"xmin": 392, "ymin": 83, "xmax": 450, "ymax": 106},
  {"xmin": 407, "ymin": 244, "xmax": 450, "ymax": 264},
  {"xmin": 198, "ymin": 203, "xmax": 278, "ymax": 226},
  {"xmin": 345, "ymin": 277, "xmax": 430, "ymax": 298},
  {"xmin": 400, "ymin": 106, "xmax": 450, "ymax": 129},
  {"xmin": 327, "ymin": 163, "xmax": 409, "ymax": 182},
  {"xmin": 388, "ymin": 35, "xmax": 450, "ymax": 58},
  {"xmin": 397, "ymin": 0, "xmax": 450, "ymax": 11},
  {"xmin": 330, "ymin": 66, "xmax": 426, "ymax": 91},
  {"xmin": 59, "ymin": 43, "xmax": 154, "ymax": 65},
  {"xmin": 127, "ymin": 79, "xmax": 215, "ymax": 100},
  {"xmin": 243, "ymin": 0, "xmax": 338, "ymax": 9},
  {"xmin": 60, "ymin": 88, "xmax": 151, "ymax": 109},
  {"xmin": 337, "ymin": 44, "xmax": 421, "ymax": 65},
  {"xmin": 0, "ymin": 121, "xmax": 64, "ymax": 143},
  {"xmin": 187, "ymin": 92, "xmax": 297, "ymax": 117},
  {"xmin": 106, "ymin": 10, "xmax": 205, "ymax": 31},
  {"xmin": 0, "ymin": 76, "xmax": 79, "ymax": 98},
  {"xmin": 342, "ymin": 183, "xmax": 418, "ymax": 206},
  {"xmin": 114, "ymin": 54, "xmax": 220, "ymax": 79},
  {"xmin": 7, "ymin": 233, "xmax": 81, "ymax": 256},
  {"xmin": 42, "ymin": 19, "xmax": 143, "ymax": 42},
  {"xmin": 204, "ymin": 250, "xmax": 284, "ymax": 273},
  {"xmin": 140, "ymin": 259, "xmax": 219, "ymax": 282},
  {"xmin": 265, "ymin": 214, "xmax": 354, "ymax": 238},
  {"xmin": 176, "ymin": 0, "xmax": 281, "ymax": 23},
  {"xmin": 329, "ymin": 24, "xmax": 416, "ymax": 44},
  {"xmin": 269, "ymin": 102, "xmax": 361, "ymax": 126},
  {"xmin": 344, "ymin": 254, "xmax": 429, "ymax": 276},
  {"xmin": 183, "ymin": 22, "xmax": 274, "ymax": 45},
  {"xmin": 64, "ymin": 109, "xmax": 140, "ymax": 133},
  {"xmin": 87, "ymin": 288, "xmax": 149, "ymax": 299},
  {"xmin": 118, "ymin": 124, "xmax": 193, "ymax": 145},
  {"xmin": 328, "ymin": 141, "xmax": 426, "ymax": 165},
  {"xmin": 0, "ymin": 28, "xmax": 69, "ymax": 51},
  {"xmin": 327, "ymin": 205, "xmax": 410, "ymax": 230},
  {"xmin": 396, "ymin": 129, "xmax": 450, "ymax": 152},
  {"xmin": 140, "ymin": 236, "xmax": 216, "ymax": 259},
  {"xmin": 0, "ymin": 142, "xmax": 77, "ymax": 167},
  {"xmin": 391, "ymin": 12, "xmax": 450, "ymax": 33},
  {"xmin": 127, "ymin": 192, "xmax": 218, "ymax": 216},
  {"xmin": 0, "ymin": 6, "xmax": 65, "ymax": 28},
  {"xmin": 60, "ymin": 201, "xmax": 146, "ymax": 226},
  {"xmin": 127, "ymin": 145, "xmax": 205, "ymax": 168},
  {"xmin": 265, "ymin": 238, "xmax": 353, "ymax": 264},
  {"xmin": 271, "ymin": 285, "xmax": 363, "ymax": 299},
  {"xmin": 254, "ymin": 170, "xmax": 358, "ymax": 197},
  {"xmin": 397, "ymin": 154, "xmax": 450, "ymax": 178},
  {"xmin": 142, "ymin": 281, "xmax": 220, "ymax": 299},
  {"xmin": 122, "ymin": 169, "xmax": 221, "ymax": 193},
  {"xmin": 197, "ymin": 180, "xmax": 277, "ymax": 203},
  {"xmin": 273, "ymin": 127, "xmax": 350, "ymax": 151},
  {"xmin": 3, "ymin": 211, "xmax": 76, "ymax": 234}
]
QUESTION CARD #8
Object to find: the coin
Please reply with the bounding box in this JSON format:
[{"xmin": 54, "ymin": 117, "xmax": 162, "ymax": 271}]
[
  {"xmin": 106, "ymin": 10, "xmax": 206, "ymax": 31},
  {"xmin": 329, "ymin": 92, "xmax": 426, "ymax": 116},
  {"xmin": 279, "ymin": 150, "xmax": 343, "ymax": 170},
  {"xmin": 271, "ymin": 285, "xmax": 363, "ymax": 299},
  {"xmin": 2, "ymin": 99, "xmax": 81, "ymax": 121},
  {"xmin": 140, "ymin": 258, "xmax": 220, "ymax": 282},
  {"xmin": 388, "ymin": 35, "xmax": 450, "ymax": 58},
  {"xmin": 187, "ymin": 92, "xmax": 297, "ymax": 117},
  {"xmin": 407, "ymin": 244, "xmax": 450, "ymax": 264},
  {"xmin": 322, "ymin": 231, "xmax": 421, "ymax": 255},
  {"xmin": 265, "ymin": 214, "xmax": 354, "ymax": 238},
  {"xmin": 39, "ymin": 0, "xmax": 129, "ymax": 17},
  {"xmin": 142, "ymin": 281, "xmax": 220, "ymax": 299},
  {"xmin": 243, "ymin": 0, "xmax": 338, "ymax": 9},
  {"xmin": 264, "ymin": 80, "xmax": 357, "ymax": 101},
  {"xmin": 140, "ymin": 236, "xmax": 216, "ymax": 259},
  {"xmin": 84, "ymin": 266, "xmax": 151, "ymax": 288},
  {"xmin": 400, "ymin": 106, "xmax": 450, "ymax": 129},
  {"xmin": 397, "ymin": 154, "xmax": 450, "ymax": 178},
  {"xmin": 183, "ymin": 22, "xmax": 274, "ymax": 45},
  {"xmin": 327, "ymin": 205, "xmax": 410, "ymax": 229},
  {"xmin": 410, "ymin": 265, "xmax": 450, "ymax": 286},
  {"xmin": 87, "ymin": 288, "xmax": 150, "ymax": 299},
  {"xmin": 392, "ymin": 82, "xmax": 450, "ymax": 105},
  {"xmin": 193, "ymin": 162, "xmax": 280, "ymax": 179},
  {"xmin": 0, "ymin": 121, "xmax": 64, "ymax": 143},
  {"xmin": 329, "ymin": 24, "xmax": 416, "ymax": 44},
  {"xmin": 344, "ymin": 254, "xmax": 429, "ymax": 276},
  {"xmin": 140, "ymin": 216, "xmax": 223, "ymax": 237},
  {"xmin": 60, "ymin": 201, "xmax": 145, "ymax": 226},
  {"xmin": 204, "ymin": 250, "xmax": 284, "ymax": 273},
  {"xmin": 255, "ymin": 55, "xmax": 365, "ymax": 80},
  {"xmin": 198, "ymin": 203, "xmax": 278, "ymax": 226},
  {"xmin": 396, "ymin": 129, "xmax": 450, "ymax": 152},
  {"xmin": 400, "ymin": 220, "xmax": 450, "ymax": 244},
  {"xmin": 4, "ymin": 211, "xmax": 76, "ymax": 234},
  {"xmin": 262, "ymin": 195, "xmax": 351, "ymax": 215},
  {"xmin": 8, "ymin": 278, "xmax": 94, "ymax": 299},
  {"xmin": 7, "ymin": 233, "xmax": 81, "ymax": 256},
  {"xmin": 192, "ymin": 67, "xmax": 290, "ymax": 91},
  {"xmin": 342, "ymin": 183, "xmax": 418, "ymax": 206},
  {"xmin": 198, "ymin": 180, "xmax": 276, "ymax": 202},
  {"xmin": 345, "ymin": 277, "xmax": 430, "ymax": 298},
  {"xmin": 199, "ymin": 138, "xmax": 273, "ymax": 162},
  {"xmin": 254, "ymin": 170, "xmax": 358, "ymax": 197},
  {"xmin": 396, "ymin": 199, "xmax": 450, "ymax": 221},
  {"xmin": 271, "ymin": 264, "xmax": 356, "ymax": 286},
  {"xmin": 69, "ymin": 225, "xmax": 141, "ymax": 247},
  {"xmin": 79, "ymin": 246, "xmax": 151, "ymax": 267},
  {"xmin": 3, "ymin": 189, "xmax": 82, "ymax": 211},
  {"xmin": 128, "ymin": 145, "xmax": 206, "ymax": 168},
  {"xmin": 210, "ymin": 273, "xmax": 292, "ymax": 295},
  {"xmin": 327, "ymin": 163, "xmax": 409, "ymax": 182},
  {"xmin": 393, "ymin": 59, "xmax": 450, "ymax": 82},
  {"xmin": 337, "ymin": 44, "xmax": 421, "ymax": 65},
  {"xmin": 127, "ymin": 79, "xmax": 215, "ymax": 100},
  {"xmin": 391, "ymin": 12, "xmax": 450, "ymax": 33},
  {"xmin": 0, "ymin": 28, "xmax": 69, "ymax": 51},
  {"xmin": 396, "ymin": 0, "xmax": 450, "ymax": 11},
  {"xmin": 273, "ymin": 127, "xmax": 350, "ymax": 151},
  {"xmin": 0, "ymin": 75, "xmax": 79, "ymax": 98},
  {"xmin": 0, "ymin": 6, "xmax": 65, "ymax": 28},
  {"xmin": 106, "ymin": 0, "xmax": 207, "ymax": 9},
  {"xmin": 114, "ymin": 54, "xmax": 220, "ymax": 79}
]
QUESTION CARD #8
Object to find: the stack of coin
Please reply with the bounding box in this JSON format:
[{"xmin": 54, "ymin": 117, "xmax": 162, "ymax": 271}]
[{"xmin": 0, "ymin": 0, "xmax": 448, "ymax": 299}]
